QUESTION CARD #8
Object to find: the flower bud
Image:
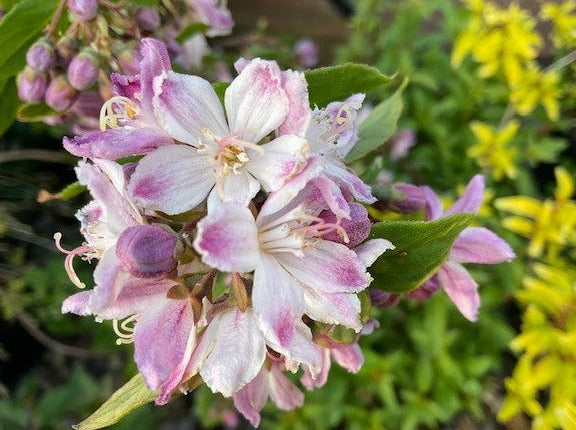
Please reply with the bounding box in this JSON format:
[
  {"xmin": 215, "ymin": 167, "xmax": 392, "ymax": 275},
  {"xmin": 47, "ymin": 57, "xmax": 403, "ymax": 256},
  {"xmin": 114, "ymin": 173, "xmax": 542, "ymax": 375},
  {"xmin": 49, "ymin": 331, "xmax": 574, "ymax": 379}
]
[
  {"xmin": 17, "ymin": 67, "xmax": 48, "ymax": 103},
  {"xmin": 45, "ymin": 75, "xmax": 78, "ymax": 112},
  {"xmin": 388, "ymin": 129, "xmax": 416, "ymax": 161},
  {"xmin": 26, "ymin": 38, "xmax": 55, "ymax": 72},
  {"xmin": 117, "ymin": 48, "xmax": 142, "ymax": 75},
  {"xmin": 319, "ymin": 203, "xmax": 371, "ymax": 248},
  {"xmin": 390, "ymin": 183, "xmax": 426, "ymax": 214},
  {"xmin": 295, "ymin": 38, "xmax": 318, "ymax": 68},
  {"xmin": 135, "ymin": 7, "xmax": 161, "ymax": 32},
  {"xmin": 67, "ymin": 49, "xmax": 100, "ymax": 90},
  {"xmin": 68, "ymin": 0, "xmax": 98, "ymax": 22},
  {"xmin": 116, "ymin": 225, "xmax": 178, "ymax": 278},
  {"xmin": 369, "ymin": 290, "xmax": 400, "ymax": 308}
]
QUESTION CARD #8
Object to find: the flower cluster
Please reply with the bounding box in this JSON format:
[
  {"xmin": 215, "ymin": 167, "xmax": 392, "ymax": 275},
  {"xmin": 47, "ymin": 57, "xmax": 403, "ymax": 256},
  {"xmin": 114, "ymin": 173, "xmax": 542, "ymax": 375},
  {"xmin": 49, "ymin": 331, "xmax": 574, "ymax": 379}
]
[
  {"xmin": 58, "ymin": 38, "xmax": 394, "ymax": 426},
  {"xmin": 18, "ymin": 0, "xmax": 233, "ymax": 134}
]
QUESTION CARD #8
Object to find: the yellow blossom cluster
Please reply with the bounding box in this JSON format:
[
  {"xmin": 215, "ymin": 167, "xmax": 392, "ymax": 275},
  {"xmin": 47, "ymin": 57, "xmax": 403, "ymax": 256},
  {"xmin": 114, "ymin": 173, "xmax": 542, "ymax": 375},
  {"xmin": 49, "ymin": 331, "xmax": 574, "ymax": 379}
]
[
  {"xmin": 541, "ymin": 0, "xmax": 576, "ymax": 48},
  {"xmin": 468, "ymin": 120, "xmax": 518, "ymax": 181},
  {"xmin": 495, "ymin": 167, "xmax": 576, "ymax": 259}
]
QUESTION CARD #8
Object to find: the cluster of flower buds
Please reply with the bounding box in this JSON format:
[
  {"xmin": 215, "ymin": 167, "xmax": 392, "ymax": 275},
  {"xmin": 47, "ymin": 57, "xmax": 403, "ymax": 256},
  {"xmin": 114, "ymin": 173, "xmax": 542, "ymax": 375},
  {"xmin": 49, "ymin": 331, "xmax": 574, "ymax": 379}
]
[
  {"xmin": 17, "ymin": 0, "xmax": 233, "ymax": 133},
  {"xmin": 57, "ymin": 38, "xmax": 394, "ymax": 426}
]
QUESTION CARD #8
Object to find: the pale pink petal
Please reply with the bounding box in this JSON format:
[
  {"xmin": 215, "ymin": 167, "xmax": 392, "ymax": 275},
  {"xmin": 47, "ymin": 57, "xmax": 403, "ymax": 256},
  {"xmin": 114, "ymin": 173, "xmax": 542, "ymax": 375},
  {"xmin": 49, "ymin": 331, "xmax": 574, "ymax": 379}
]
[
  {"xmin": 139, "ymin": 38, "xmax": 172, "ymax": 113},
  {"xmin": 64, "ymin": 127, "xmax": 173, "ymax": 159},
  {"xmin": 87, "ymin": 248, "xmax": 124, "ymax": 314},
  {"xmin": 445, "ymin": 175, "xmax": 485, "ymax": 216},
  {"xmin": 311, "ymin": 176, "xmax": 351, "ymax": 220},
  {"xmin": 277, "ymin": 70, "xmax": 311, "ymax": 138},
  {"xmin": 110, "ymin": 72, "xmax": 140, "ymax": 100},
  {"xmin": 450, "ymin": 227, "xmax": 515, "ymax": 264},
  {"xmin": 438, "ymin": 261, "xmax": 480, "ymax": 322},
  {"xmin": 133, "ymin": 299, "xmax": 196, "ymax": 404},
  {"xmin": 407, "ymin": 275, "xmax": 441, "ymax": 301},
  {"xmin": 129, "ymin": 145, "xmax": 214, "ymax": 215},
  {"xmin": 278, "ymin": 240, "xmax": 371, "ymax": 294},
  {"xmin": 354, "ymin": 239, "xmax": 395, "ymax": 268},
  {"xmin": 325, "ymin": 162, "xmax": 375, "ymax": 204},
  {"xmin": 332, "ymin": 343, "xmax": 364, "ymax": 373},
  {"xmin": 153, "ymin": 71, "xmax": 228, "ymax": 146},
  {"xmin": 303, "ymin": 288, "xmax": 362, "ymax": 331},
  {"xmin": 300, "ymin": 348, "xmax": 330, "ymax": 390},
  {"xmin": 218, "ymin": 169, "xmax": 260, "ymax": 206},
  {"xmin": 61, "ymin": 291, "xmax": 92, "ymax": 315},
  {"xmin": 225, "ymin": 59, "xmax": 289, "ymax": 143},
  {"xmin": 268, "ymin": 364, "xmax": 305, "ymax": 410},
  {"xmin": 269, "ymin": 321, "xmax": 323, "ymax": 377},
  {"xmin": 199, "ymin": 309, "xmax": 266, "ymax": 397},
  {"xmin": 247, "ymin": 135, "xmax": 308, "ymax": 192},
  {"xmin": 253, "ymin": 254, "xmax": 304, "ymax": 348},
  {"xmin": 233, "ymin": 366, "xmax": 269, "ymax": 427},
  {"xmin": 421, "ymin": 186, "xmax": 443, "ymax": 220},
  {"xmin": 193, "ymin": 203, "xmax": 259, "ymax": 273}
]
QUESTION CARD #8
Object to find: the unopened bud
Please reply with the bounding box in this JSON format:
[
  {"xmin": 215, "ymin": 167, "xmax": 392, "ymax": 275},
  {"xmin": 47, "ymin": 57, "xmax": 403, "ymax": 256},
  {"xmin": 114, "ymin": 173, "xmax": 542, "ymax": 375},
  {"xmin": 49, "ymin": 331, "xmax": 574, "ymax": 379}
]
[
  {"xmin": 390, "ymin": 183, "xmax": 426, "ymax": 214},
  {"xmin": 67, "ymin": 49, "xmax": 100, "ymax": 90},
  {"xmin": 117, "ymin": 48, "xmax": 142, "ymax": 75},
  {"xmin": 388, "ymin": 129, "xmax": 416, "ymax": 161},
  {"xmin": 135, "ymin": 7, "xmax": 161, "ymax": 32},
  {"xmin": 45, "ymin": 75, "xmax": 78, "ymax": 111},
  {"xmin": 295, "ymin": 38, "xmax": 318, "ymax": 68},
  {"xmin": 68, "ymin": 0, "xmax": 98, "ymax": 22},
  {"xmin": 26, "ymin": 38, "xmax": 55, "ymax": 72},
  {"xmin": 17, "ymin": 67, "xmax": 48, "ymax": 103},
  {"xmin": 319, "ymin": 203, "xmax": 371, "ymax": 248},
  {"xmin": 369, "ymin": 290, "xmax": 400, "ymax": 308}
]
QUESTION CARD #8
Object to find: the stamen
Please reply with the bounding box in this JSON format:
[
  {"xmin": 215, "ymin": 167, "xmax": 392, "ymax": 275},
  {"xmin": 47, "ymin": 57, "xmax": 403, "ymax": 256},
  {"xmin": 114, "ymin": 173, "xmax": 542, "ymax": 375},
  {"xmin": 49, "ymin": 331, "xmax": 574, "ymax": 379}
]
[
  {"xmin": 99, "ymin": 96, "xmax": 138, "ymax": 131},
  {"xmin": 112, "ymin": 315, "xmax": 138, "ymax": 345},
  {"xmin": 54, "ymin": 232, "xmax": 89, "ymax": 289}
]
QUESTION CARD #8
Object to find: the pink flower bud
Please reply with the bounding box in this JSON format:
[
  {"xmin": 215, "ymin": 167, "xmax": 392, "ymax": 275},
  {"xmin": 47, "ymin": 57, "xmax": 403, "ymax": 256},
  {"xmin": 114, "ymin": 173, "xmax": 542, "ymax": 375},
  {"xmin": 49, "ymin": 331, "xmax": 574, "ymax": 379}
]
[
  {"xmin": 67, "ymin": 50, "xmax": 100, "ymax": 90},
  {"xmin": 116, "ymin": 225, "xmax": 178, "ymax": 278},
  {"xmin": 295, "ymin": 38, "xmax": 318, "ymax": 68},
  {"xmin": 369, "ymin": 290, "xmax": 400, "ymax": 308},
  {"xmin": 390, "ymin": 183, "xmax": 426, "ymax": 214},
  {"xmin": 68, "ymin": 0, "xmax": 98, "ymax": 22},
  {"xmin": 45, "ymin": 75, "xmax": 78, "ymax": 111},
  {"xmin": 17, "ymin": 67, "xmax": 48, "ymax": 103},
  {"xmin": 388, "ymin": 129, "xmax": 416, "ymax": 161},
  {"xmin": 135, "ymin": 7, "xmax": 161, "ymax": 31},
  {"xmin": 26, "ymin": 39, "xmax": 55, "ymax": 72},
  {"xmin": 319, "ymin": 203, "xmax": 371, "ymax": 248},
  {"xmin": 117, "ymin": 48, "xmax": 142, "ymax": 75}
]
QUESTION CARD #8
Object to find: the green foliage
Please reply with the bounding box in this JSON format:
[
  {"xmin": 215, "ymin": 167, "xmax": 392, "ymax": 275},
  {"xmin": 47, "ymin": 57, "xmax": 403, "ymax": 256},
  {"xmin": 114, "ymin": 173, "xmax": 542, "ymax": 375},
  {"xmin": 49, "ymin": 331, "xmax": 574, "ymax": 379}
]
[
  {"xmin": 17, "ymin": 103, "xmax": 59, "ymax": 122},
  {"xmin": 369, "ymin": 213, "xmax": 474, "ymax": 293},
  {"xmin": 305, "ymin": 64, "xmax": 393, "ymax": 108},
  {"xmin": 0, "ymin": 77, "xmax": 20, "ymax": 136}
]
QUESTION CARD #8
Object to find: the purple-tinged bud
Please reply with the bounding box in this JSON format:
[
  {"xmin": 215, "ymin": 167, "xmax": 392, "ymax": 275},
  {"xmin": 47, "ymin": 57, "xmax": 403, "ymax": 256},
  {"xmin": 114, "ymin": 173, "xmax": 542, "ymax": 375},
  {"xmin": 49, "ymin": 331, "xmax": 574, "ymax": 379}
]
[
  {"xmin": 295, "ymin": 38, "xmax": 319, "ymax": 68},
  {"xmin": 117, "ymin": 48, "xmax": 142, "ymax": 75},
  {"xmin": 407, "ymin": 276, "xmax": 441, "ymax": 301},
  {"xmin": 390, "ymin": 183, "xmax": 426, "ymax": 214},
  {"xmin": 45, "ymin": 75, "xmax": 78, "ymax": 112},
  {"xmin": 26, "ymin": 39, "xmax": 55, "ymax": 72},
  {"xmin": 116, "ymin": 225, "xmax": 178, "ymax": 278},
  {"xmin": 369, "ymin": 290, "xmax": 400, "ymax": 308},
  {"xmin": 68, "ymin": 0, "xmax": 98, "ymax": 22},
  {"xmin": 319, "ymin": 203, "xmax": 371, "ymax": 248},
  {"xmin": 388, "ymin": 129, "xmax": 416, "ymax": 161},
  {"xmin": 67, "ymin": 49, "xmax": 100, "ymax": 90},
  {"xmin": 17, "ymin": 67, "xmax": 48, "ymax": 103},
  {"xmin": 135, "ymin": 7, "xmax": 161, "ymax": 31}
]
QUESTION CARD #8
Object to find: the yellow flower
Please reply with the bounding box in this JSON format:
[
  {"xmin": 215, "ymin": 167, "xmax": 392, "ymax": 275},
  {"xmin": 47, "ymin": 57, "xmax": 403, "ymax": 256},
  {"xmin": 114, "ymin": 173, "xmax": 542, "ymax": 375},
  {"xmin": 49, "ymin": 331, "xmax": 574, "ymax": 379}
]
[
  {"xmin": 510, "ymin": 67, "xmax": 561, "ymax": 121},
  {"xmin": 541, "ymin": 1, "xmax": 576, "ymax": 48},
  {"xmin": 468, "ymin": 120, "xmax": 519, "ymax": 181},
  {"xmin": 495, "ymin": 167, "xmax": 576, "ymax": 257}
]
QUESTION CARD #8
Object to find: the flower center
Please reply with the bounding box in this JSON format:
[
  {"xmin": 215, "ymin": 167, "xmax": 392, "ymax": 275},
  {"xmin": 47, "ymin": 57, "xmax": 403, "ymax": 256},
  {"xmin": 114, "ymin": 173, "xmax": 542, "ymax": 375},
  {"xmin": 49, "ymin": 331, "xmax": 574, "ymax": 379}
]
[{"xmin": 99, "ymin": 96, "xmax": 138, "ymax": 130}]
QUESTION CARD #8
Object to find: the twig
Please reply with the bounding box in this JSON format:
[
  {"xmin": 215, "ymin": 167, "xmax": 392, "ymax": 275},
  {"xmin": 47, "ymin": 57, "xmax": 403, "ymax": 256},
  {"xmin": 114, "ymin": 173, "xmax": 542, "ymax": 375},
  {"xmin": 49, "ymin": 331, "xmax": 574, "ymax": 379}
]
[
  {"xmin": 16, "ymin": 311, "xmax": 108, "ymax": 360},
  {"xmin": 0, "ymin": 150, "xmax": 74, "ymax": 164},
  {"xmin": 544, "ymin": 49, "xmax": 576, "ymax": 73},
  {"xmin": 46, "ymin": 0, "xmax": 68, "ymax": 39}
]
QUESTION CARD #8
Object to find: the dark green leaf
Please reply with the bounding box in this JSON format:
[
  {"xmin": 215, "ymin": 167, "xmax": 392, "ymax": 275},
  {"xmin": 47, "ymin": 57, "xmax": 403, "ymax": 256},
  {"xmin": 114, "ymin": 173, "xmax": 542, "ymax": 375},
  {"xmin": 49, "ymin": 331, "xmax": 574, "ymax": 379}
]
[
  {"xmin": 345, "ymin": 79, "xmax": 407, "ymax": 162},
  {"xmin": 0, "ymin": 40, "xmax": 33, "ymax": 80},
  {"xmin": 305, "ymin": 64, "xmax": 394, "ymax": 108},
  {"xmin": 0, "ymin": 77, "xmax": 21, "ymax": 136},
  {"xmin": 212, "ymin": 81, "xmax": 228, "ymax": 104},
  {"xmin": 369, "ymin": 213, "xmax": 474, "ymax": 293},
  {"xmin": 0, "ymin": 0, "xmax": 59, "ymax": 70},
  {"xmin": 176, "ymin": 22, "xmax": 210, "ymax": 43},
  {"xmin": 73, "ymin": 374, "xmax": 156, "ymax": 430},
  {"xmin": 16, "ymin": 102, "xmax": 57, "ymax": 122}
]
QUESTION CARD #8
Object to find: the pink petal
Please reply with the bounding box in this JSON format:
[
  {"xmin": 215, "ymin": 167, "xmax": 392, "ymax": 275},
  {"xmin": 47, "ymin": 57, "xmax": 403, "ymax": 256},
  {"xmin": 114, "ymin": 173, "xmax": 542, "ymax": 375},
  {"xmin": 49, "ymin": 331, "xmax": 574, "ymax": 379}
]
[
  {"xmin": 225, "ymin": 59, "xmax": 289, "ymax": 143},
  {"xmin": 311, "ymin": 175, "xmax": 351, "ymax": 220},
  {"xmin": 253, "ymin": 254, "xmax": 303, "ymax": 348},
  {"xmin": 61, "ymin": 291, "xmax": 92, "ymax": 315},
  {"xmin": 325, "ymin": 162, "xmax": 375, "ymax": 204},
  {"xmin": 278, "ymin": 240, "xmax": 371, "ymax": 294},
  {"xmin": 445, "ymin": 174, "xmax": 484, "ymax": 216},
  {"xmin": 87, "ymin": 248, "xmax": 124, "ymax": 315},
  {"xmin": 300, "ymin": 348, "xmax": 330, "ymax": 390},
  {"xmin": 193, "ymin": 202, "xmax": 259, "ymax": 273},
  {"xmin": 139, "ymin": 38, "xmax": 172, "ymax": 113},
  {"xmin": 277, "ymin": 70, "xmax": 311, "ymax": 138},
  {"xmin": 198, "ymin": 309, "xmax": 266, "ymax": 397},
  {"xmin": 303, "ymin": 288, "xmax": 362, "ymax": 331},
  {"xmin": 332, "ymin": 343, "xmax": 364, "ymax": 373},
  {"xmin": 319, "ymin": 202, "xmax": 371, "ymax": 247},
  {"xmin": 63, "ymin": 127, "xmax": 173, "ymax": 160},
  {"xmin": 421, "ymin": 186, "xmax": 443, "ymax": 220},
  {"xmin": 268, "ymin": 363, "xmax": 305, "ymax": 410},
  {"xmin": 233, "ymin": 366, "xmax": 269, "ymax": 427},
  {"xmin": 133, "ymin": 299, "xmax": 196, "ymax": 404},
  {"xmin": 110, "ymin": 72, "xmax": 140, "ymax": 100},
  {"xmin": 152, "ymin": 71, "xmax": 228, "ymax": 146},
  {"xmin": 450, "ymin": 227, "xmax": 515, "ymax": 264},
  {"xmin": 438, "ymin": 261, "xmax": 480, "ymax": 322},
  {"xmin": 354, "ymin": 239, "xmax": 395, "ymax": 268},
  {"xmin": 218, "ymin": 168, "xmax": 260, "ymax": 206},
  {"xmin": 407, "ymin": 275, "xmax": 441, "ymax": 301},
  {"xmin": 129, "ymin": 145, "xmax": 214, "ymax": 215},
  {"xmin": 269, "ymin": 321, "xmax": 323, "ymax": 377},
  {"xmin": 247, "ymin": 135, "xmax": 308, "ymax": 192}
]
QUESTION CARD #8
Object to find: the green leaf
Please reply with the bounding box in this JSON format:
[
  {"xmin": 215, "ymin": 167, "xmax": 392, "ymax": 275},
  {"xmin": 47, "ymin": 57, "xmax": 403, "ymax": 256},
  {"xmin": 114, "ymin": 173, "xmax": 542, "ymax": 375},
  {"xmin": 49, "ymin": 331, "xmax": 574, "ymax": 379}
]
[
  {"xmin": 176, "ymin": 22, "xmax": 210, "ymax": 43},
  {"xmin": 305, "ymin": 64, "xmax": 394, "ymax": 108},
  {"xmin": 369, "ymin": 213, "xmax": 474, "ymax": 293},
  {"xmin": 212, "ymin": 81, "xmax": 228, "ymax": 104},
  {"xmin": 0, "ymin": 77, "xmax": 20, "ymax": 136},
  {"xmin": 0, "ymin": 41, "xmax": 33, "ymax": 81},
  {"xmin": 0, "ymin": 0, "xmax": 59, "ymax": 71},
  {"xmin": 345, "ymin": 79, "xmax": 407, "ymax": 162},
  {"xmin": 16, "ymin": 102, "xmax": 57, "ymax": 122},
  {"xmin": 73, "ymin": 374, "xmax": 157, "ymax": 430},
  {"xmin": 526, "ymin": 136, "xmax": 568, "ymax": 164}
]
